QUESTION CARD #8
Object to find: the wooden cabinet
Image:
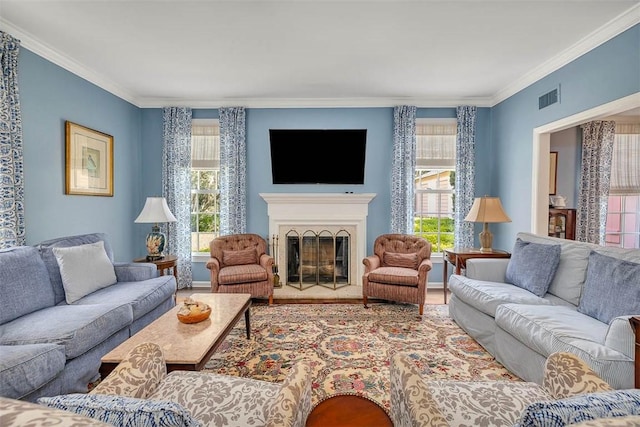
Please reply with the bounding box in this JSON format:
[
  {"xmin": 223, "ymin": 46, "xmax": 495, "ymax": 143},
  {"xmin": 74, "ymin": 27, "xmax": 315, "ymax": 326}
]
[{"xmin": 548, "ymin": 208, "xmax": 576, "ymax": 240}]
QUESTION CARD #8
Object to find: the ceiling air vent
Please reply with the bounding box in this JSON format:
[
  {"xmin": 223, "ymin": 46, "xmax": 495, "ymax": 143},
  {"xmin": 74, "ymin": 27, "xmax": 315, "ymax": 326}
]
[{"xmin": 539, "ymin": 87, "xmax": 559, "ymax": 110}]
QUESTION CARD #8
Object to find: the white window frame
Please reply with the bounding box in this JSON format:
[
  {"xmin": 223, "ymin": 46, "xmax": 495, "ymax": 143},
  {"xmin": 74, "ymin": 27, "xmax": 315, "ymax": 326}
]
[
  {"xmin": 191, "ymin": 119, "xmax": 220, "ymax": 262},
  {"xmin": 414, "ymin": 118, "xmax": 457, "ymax": 256}
]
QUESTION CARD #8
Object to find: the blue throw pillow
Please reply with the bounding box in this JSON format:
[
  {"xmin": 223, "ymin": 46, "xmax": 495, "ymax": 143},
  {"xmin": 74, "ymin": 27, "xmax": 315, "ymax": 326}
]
[
  {"xmin": 515, "ymin": 389, "xmax": 640, "ymax": 427},
  {"xmin": 578, "ymin": 251, "xmax": 640, "ymax": 324},
  {"xmin": 38, "ymin": 394, "xmax": 200, "ymax": 427},
  {"xmin": 505, "ymin": 238, "xmax": 561, "ymax": 297}
]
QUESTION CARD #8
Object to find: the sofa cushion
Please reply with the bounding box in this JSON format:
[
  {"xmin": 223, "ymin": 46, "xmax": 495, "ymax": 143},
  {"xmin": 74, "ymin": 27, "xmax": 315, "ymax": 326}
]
[
  {"xmin": 149, "ymin": 370, "xmax": 281, "ymax": 426},
  {"xmin": 0, "ymin": 303, "xmax": 133, "ymax": 359},
  {"xmin": 578, "ymin": 251, "xmax": 640, "ymax": 324},
  {"xmin": 73, "ymin": 276, "xmax": 176, "ymax": 321},
  {"xmin": 383, "ymin": 252, "xmax": 419, "ymax": 269},
  {"xmin": 448, "ymin": 275, "xmax": 552, "ymax": 318},
  {"xmin": 0, "ymin": 344, "xmax": 65, "ymax": 400},
  {"xmin": 218, "ymin": 264, "xmax": 268, "ymax": 285},
  {"xmin": 0, "ymin": 246, "xmax": 55, "ymax": 324},
  {"xmin": 38, "ymin": 394, "xmax": 200, "ymax": 427},
  {"xmin": 506, "ymin": 238, "xmax": 561, "ymax": 297},
  {"xmin": 222, "ymin": 248, "xmax": 258, "ymax": 266},
  {"xmin": 495, "ymin": 303, "xmax": 632, "ymax": 388},
  {"xmin": 515, "ymin": 389, "xmax": 640, "ymax": 427},
  {"xmin": 37, "ymin": 233, "xmax": 114, "ymax": 305},
  {"xmin": 53, "ymin": 241, "xmax": 118, "ymax": 304}
]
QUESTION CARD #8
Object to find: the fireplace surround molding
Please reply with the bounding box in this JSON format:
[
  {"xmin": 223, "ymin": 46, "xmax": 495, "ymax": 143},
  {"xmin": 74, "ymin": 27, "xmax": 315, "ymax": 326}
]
[{"xmin": 259, "ymin": 193, "xmax": 376, "ymax": 285}]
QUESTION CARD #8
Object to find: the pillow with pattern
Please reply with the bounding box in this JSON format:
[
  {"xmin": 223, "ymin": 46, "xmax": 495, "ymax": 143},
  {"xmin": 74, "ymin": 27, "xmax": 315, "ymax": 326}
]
[
  {"xmin": 515, "ymin": 389, "xmax": 640, "ymax": 427},
  {"xmin": 38, "ymin": 394, "xmax": 200, "ymax": 427}
]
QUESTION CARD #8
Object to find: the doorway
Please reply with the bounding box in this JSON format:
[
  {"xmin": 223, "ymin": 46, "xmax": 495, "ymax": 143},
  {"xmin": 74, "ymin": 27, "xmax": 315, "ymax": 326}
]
[{"xmin": 531, "ymin": 93, "xmax": 640, "ymax": 235}]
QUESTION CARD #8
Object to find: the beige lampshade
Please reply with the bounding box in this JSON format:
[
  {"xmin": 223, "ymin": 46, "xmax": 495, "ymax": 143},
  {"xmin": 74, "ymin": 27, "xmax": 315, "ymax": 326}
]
[
  {"xmin": 135, "ymin": 197, "xmax": 177, "ymax": 224},
  {"xmin": 464, "ymin": 196, "xmax": 512, "ymax": 223}
]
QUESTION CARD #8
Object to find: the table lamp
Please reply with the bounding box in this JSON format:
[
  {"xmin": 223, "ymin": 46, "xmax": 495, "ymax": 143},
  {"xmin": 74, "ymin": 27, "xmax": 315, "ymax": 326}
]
[
  {"xmin": 464, "ymin": 196, "xmax": 511, "ymax": 252},
  {"xmin": 135, "ymin": 197, "xmax": 177, "ymax": 260}
]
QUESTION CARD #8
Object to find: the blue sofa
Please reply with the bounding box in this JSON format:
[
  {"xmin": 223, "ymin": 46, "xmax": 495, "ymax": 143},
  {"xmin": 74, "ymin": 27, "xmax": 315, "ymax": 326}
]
[
  {"xmin": 0, "ymin": 233, "xmax": 177, "ymax": 402},
  {"xmin": 448, "ymin": 232, "xmax": 640, "ymax": 390}
]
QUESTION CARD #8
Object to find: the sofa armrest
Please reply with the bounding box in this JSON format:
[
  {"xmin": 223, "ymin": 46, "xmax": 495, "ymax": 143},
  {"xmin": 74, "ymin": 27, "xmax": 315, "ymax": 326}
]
[
  {"xmin": 264, "ymin": 360, "xmax": 312, "ymax": 427},
  {"xmin": 542, "ymin": 352, "xmax": 613, "ymax": 400},
  {"xmin": 91, "ymin": 342, "xmax": 166, "ymax": 399},
  {"xmin": 465, "ymin": 258, "xmax": 510, "ymax": 282},
  {"xmin": 113, "ymin": 262, "xmax": 158, "ymax": 282},
  {"xmin": 390, "ymin": 353, "xmax": 448, "ymax": 427},
  {"xmin": 604, "ymin": 315, "xmax": 637, "ymax": 359}
]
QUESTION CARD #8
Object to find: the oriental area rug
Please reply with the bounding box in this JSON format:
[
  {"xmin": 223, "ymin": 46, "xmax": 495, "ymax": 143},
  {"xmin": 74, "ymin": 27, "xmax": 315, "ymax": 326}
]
[{"xmin": 204, "ymin": 303, "xmax": 521, "ymax": 411}]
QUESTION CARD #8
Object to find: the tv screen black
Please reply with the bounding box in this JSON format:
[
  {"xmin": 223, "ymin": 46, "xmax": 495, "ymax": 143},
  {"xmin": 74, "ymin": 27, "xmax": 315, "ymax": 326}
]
[{"xmin": 269, "ymin": 129, "xmax": 367, "ymax": 184}]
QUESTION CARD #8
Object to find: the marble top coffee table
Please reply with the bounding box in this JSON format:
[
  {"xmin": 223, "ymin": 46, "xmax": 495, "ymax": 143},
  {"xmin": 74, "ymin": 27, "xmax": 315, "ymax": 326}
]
[{"xmin": 100, "ymin": 293, "xmax": 251, "ymax": 377}]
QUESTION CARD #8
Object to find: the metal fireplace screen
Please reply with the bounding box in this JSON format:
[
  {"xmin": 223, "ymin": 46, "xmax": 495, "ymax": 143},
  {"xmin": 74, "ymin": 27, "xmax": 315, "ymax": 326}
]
[{"xmin": 285, "ymin": 229, "xmax": 351, "ymax": 290}]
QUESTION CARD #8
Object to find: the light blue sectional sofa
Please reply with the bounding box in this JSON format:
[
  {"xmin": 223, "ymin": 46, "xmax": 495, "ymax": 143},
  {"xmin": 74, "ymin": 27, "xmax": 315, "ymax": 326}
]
[
  {"xmin": 0, "ymin": 233, "xmax": 177, "ymax": 402},
  {"xmin": 448, "ymin": 232, "xmax": 640, "ymax": 390}
]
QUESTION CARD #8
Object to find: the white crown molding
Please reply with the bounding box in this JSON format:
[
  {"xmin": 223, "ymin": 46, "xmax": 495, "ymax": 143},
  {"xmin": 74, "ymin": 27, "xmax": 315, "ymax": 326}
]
[
  {"xmin": 0, "ymin": 18, "xmax": 139, "ymax": 106},
  {"xmin": 491, "ymin": 3, "xmax": 640, "ymax": 107},
  {"xmin": 3, "ymin": 3, "xmax": 638, "ymax": 109},
  {"xmin": 135, "ymin": 96, "xmax": 494, "ymax": 109}
]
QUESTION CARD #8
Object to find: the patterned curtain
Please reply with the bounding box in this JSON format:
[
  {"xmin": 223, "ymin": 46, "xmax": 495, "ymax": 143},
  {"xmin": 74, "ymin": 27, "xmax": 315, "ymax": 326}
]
[
  {"xmin": 219, "ymin": 107, "xmax": 247, "ymax": 235},
  {"xmin": 454, "ymin": 106, "xmax": 476, "ymax": 248},
  {"xmin": 576, "ymin": 120, "xmax": 616, "ymax": 244},
  {"xmin": 390, "ymin": 106, "xmax": 417, "ymax": 234},
  {"xmin": 0, "ymin": 31, "xmax": 25, "ymax": 249},
  {"xmin": 162, "ymin": 107, "xmax": 193, "ymax": 289}
]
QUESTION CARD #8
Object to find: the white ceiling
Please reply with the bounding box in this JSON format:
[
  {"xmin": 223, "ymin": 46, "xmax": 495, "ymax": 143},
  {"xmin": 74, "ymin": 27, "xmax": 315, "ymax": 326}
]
[{"xmin": 0, "ymin": 0, "xmax": 638, "ymax": 108}]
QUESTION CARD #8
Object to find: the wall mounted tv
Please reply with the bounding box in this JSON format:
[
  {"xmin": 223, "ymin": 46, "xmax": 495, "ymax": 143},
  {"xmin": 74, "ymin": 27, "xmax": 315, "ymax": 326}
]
[{"xmin": 269, "ymin": 129, "xmax": 367, "ymax": 184}]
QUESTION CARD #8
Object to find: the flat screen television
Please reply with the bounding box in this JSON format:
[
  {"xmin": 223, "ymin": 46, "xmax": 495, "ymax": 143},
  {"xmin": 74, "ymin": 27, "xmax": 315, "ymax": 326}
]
[{"xmin": 269, "ymin": 129, "xmax": 367, "ymax": 184}]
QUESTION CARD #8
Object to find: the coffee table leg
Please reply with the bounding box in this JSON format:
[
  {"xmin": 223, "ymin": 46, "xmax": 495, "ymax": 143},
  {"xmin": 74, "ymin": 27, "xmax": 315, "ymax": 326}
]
[{"xmin": 245, "ymin": 308, "xmax": 251, "ymax": 339}]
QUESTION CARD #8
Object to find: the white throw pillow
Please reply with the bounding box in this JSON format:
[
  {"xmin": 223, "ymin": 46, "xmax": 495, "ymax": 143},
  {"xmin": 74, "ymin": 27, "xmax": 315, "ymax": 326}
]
[{"xmin": 53, "ymin": 241, "xmax": 117, "ymax": 304}]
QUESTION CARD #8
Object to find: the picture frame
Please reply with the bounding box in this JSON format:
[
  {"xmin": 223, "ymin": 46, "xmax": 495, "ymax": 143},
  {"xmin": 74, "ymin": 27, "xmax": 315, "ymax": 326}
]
[
  {"xmin": 65, "ymin": 121, "xmax": 114, "ymax": 196},
  {"xmin": 549, "ymin": 151, "xmax": 558, "ymax": 195}
]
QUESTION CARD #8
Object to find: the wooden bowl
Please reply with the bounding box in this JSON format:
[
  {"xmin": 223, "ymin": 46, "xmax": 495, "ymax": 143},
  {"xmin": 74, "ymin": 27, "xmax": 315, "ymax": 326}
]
[{"xmin": 177, "ymin": 304, "xmax": 211, "ymax": 324}]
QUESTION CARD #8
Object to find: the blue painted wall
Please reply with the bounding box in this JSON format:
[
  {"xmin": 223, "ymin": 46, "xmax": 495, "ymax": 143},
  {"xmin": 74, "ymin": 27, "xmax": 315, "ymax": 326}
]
[
  {"xmin": 14, "ymin": 23, "xmax": 638, "ymax": 281},
  {"xmin": 19, "ymin": 49, "xmax": 143, "ymax": 261},
  {"xmin": 491, "ymin": 24, "xmax": 640, "ymax": 251}
]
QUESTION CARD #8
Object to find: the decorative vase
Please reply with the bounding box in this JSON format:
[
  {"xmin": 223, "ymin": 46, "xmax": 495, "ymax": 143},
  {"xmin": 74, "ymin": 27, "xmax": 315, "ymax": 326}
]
[{"xmin": 146, "ymin": 225, "xmax": 166, "ymax": 260}]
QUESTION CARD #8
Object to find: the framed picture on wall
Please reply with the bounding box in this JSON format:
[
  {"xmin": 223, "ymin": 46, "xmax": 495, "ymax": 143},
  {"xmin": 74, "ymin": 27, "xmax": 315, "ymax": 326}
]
[
  {"xmin": 549, "ymin": 151, "xmax": 558, "ymax": 195},
  {"xmin": 65, "ymin": 121, "xmax": 114, "ymax": 196}
]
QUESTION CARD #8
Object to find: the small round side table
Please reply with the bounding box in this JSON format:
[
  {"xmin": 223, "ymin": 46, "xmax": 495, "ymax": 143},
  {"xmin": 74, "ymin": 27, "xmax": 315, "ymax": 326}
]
[
  {"xmin": 133, "ymin": 255, "xmax": 178, "ymax": 280},
  {"xmin": 305, "ymin": 394, "xmax": 392, "ymax": 427}
]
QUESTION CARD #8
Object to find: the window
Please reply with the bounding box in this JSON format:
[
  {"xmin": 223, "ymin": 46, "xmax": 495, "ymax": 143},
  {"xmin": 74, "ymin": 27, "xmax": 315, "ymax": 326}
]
[
  {"xmin": 414, "ymin": 119, "xmax": 456, "ymax": 253},
  {"xmin": 605, "ymin": 122, "xmax": 640, "ymax": 249},
  {"xmin": 191, "ymin": 119, "xmax": 220, "ymax": 254}
]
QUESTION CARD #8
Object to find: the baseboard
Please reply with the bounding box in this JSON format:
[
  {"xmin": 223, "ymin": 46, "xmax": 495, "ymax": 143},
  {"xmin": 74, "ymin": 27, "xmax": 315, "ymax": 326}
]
[{"xmin": 190, "ymin": 280, "xmax": 444, "ymax": 289}]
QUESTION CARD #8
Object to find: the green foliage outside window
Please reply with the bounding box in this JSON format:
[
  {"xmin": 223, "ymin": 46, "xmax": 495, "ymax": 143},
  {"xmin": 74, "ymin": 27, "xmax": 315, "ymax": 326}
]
[{"xmin": 414, "ymin": 217, "xmax": 454, "ymax": 252}]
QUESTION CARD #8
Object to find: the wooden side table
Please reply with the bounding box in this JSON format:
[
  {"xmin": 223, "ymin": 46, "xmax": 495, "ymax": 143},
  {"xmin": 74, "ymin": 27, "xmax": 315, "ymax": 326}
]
[
  {"xmin": 305, "ymin": 394, "xmax": 392, "ymax": 427},
  {"xmin": 629, "ymin": 316, "xmax": 640, "ymax": 388},
  {"xmin": 133, "ymin": 254, "xmax": 178, "ymax": 280},
  {"xmin": 442, "ymin": 248, "xmax": 511, "ymax": 304}
]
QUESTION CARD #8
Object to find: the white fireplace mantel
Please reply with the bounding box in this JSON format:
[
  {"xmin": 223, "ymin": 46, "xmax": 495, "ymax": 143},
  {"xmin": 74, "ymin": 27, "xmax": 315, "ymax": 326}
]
[{"xmin": 259, "ymin": 193, "xmax": 376, "ymax": 285}]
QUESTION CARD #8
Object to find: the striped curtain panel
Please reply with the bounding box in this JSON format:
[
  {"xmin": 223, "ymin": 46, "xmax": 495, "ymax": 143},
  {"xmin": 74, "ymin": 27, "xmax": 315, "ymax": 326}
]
[
  {"xmin": 454, "ymin": 106, "xmax": 476, "ymax": 248},
  {"xmin": 576, "ymin": 120, "xmax": 616, "ymax": 244},
  {"xmin": 219, "ymin": 107, "xmax": 247, "ymax": 235},
  {"xmin": 0, "ymin": 31, "xmax": 25, "ymax": 249},
  {"xmin": 391, "ymin": 106, "xmax": 417, "ymax": 234},
  {"xmin": 162, "ymin": 107, "xmax": 193, "ymax": 289}
]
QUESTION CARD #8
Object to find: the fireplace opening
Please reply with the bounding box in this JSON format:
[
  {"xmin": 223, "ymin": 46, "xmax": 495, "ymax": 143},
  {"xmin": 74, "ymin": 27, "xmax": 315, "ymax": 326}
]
[{"xmin": 285, "ymin": 229, "xmax": 351, "ymax": 290}]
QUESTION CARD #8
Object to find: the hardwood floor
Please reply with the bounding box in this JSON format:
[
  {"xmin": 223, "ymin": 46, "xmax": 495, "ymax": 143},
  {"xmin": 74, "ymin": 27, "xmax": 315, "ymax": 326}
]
[{"xmin": 177, "ymin": 287, "xmax": 451, "ymax": 305}]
